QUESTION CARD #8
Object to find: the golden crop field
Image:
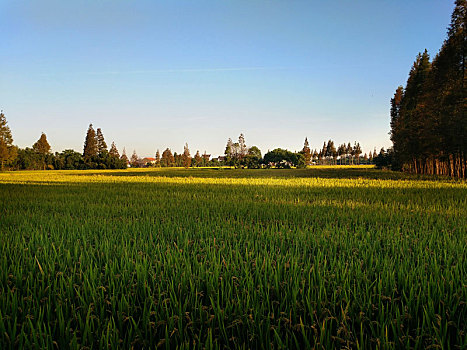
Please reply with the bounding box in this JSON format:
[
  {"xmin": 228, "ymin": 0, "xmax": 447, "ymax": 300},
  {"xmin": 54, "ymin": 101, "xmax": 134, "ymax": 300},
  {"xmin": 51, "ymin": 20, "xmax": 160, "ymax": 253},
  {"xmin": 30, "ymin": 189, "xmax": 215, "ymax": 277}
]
[{"xmin": 0, "ymin": 167, "xmax": 466, "ymax": 349}]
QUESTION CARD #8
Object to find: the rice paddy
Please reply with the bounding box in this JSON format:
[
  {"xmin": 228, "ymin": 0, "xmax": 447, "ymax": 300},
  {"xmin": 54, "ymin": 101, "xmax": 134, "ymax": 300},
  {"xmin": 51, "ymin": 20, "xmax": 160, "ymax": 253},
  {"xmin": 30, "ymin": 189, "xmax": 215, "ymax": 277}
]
[{"xmin": 0, "ymin": 167, "xmax": 466, "ymax": 349}]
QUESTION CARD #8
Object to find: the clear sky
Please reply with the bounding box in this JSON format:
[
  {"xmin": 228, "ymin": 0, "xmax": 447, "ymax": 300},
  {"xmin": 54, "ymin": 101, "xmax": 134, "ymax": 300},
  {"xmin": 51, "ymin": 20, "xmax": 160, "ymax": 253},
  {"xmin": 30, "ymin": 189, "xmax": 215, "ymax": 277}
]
[{"xmin": 1, "ymin": 0, "xmax": 455, "ymax": 157}]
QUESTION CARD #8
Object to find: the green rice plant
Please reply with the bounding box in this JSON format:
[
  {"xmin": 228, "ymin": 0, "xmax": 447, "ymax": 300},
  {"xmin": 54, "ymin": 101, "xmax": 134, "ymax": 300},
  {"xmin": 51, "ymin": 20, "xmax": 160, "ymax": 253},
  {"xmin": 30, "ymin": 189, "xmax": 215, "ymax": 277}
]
[{"xmin": 0, "ymin": 167, "xmax": 465, "ymax": 349}]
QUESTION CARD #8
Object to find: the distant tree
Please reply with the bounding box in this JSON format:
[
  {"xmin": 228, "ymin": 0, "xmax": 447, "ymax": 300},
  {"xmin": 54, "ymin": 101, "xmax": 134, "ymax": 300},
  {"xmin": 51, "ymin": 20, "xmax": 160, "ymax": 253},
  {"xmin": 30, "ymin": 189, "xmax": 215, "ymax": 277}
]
[
  {"xmin": 120, "ymin": 148, "xmax": 129, "ymax": 167},
  {"xmin": 83, "ymin": 124, "xmax": 98, "ymax": 161},
  {"xmin": 33, "ymin": 133, "xmax": 51, "ymax": 155},
  {"xmin": 173, "ymin": 152, "xmax": 181, "ymax": 167},
  {"xmin": 301, "ymin": 137, "xmax": 312, "ymax": 166},
  {"xmin": 374, "ymin": 147, "xmax": 394, "ymax": 169},
  {"xmin": 130, "ymin": 150, "xmax": 139, "ymax": 167},
  {"xmin": 344, "ymin": 142, "xmax": 351, "ymax": 164},
  {"xmin": 181, "ymin": 145, "xmax": 191, "ymax": 168},
  {"xmin": 224, "ymin": 138, "xmax": 233, "ymax": 166},
  {"xmin": 32, "ymin": 133, "xmax": 51, "ymax": 170},
  {"xmin": 337, "ymin": 144, "xmax": 346, "ymax": 165},
  {"xmin": 263, "ymin": 148, "xmax": 304, "ymax": 168},
  {"xmin": 54, "ymin": 149, "xmax": 84, "ymax": 170},
  {"xmin": 96, "ymin": 128, "xmax": 108, "ymax": 155},
  {"xmin": 161, "ymin": 148, "xmax": 175, "ymax": 167},
  {"xmin": 245, "ymin": 146, "xmax": 262, "ymax": 168},
  {"xmin": 238, "ymin": 133, "xmax": 247, "ymax": 160},
  {"xmin": 155, "ymin": 149, "xmax": 161, "ymax": 167},
  {"xmin": 0, "ymin": 111, "xmax": 15, "ymax": 171},
  {"xmin": 109, "ymin": 142, "xmax": 120, "ymax": 158},
  {"xmin": 202, "ymin": 151, "xmax": 210, "ymax": 166},
  {"xmin": 312, "ymin": 149, "xmax": 318, "ymax": 163},
  {"xmin": 194, "ymin": 150, "xmax": 202, "ymax": 167},
  {"xmin": 326, "ymin": 140, "xmax": 337, "ymax": 164},
  {"xmin": 14, "ymin": 147, "xmax": 42, "ymax": 170},
  {"xmin": 353, "ymin": 142, "xmax": 362, "ymax": 164}
]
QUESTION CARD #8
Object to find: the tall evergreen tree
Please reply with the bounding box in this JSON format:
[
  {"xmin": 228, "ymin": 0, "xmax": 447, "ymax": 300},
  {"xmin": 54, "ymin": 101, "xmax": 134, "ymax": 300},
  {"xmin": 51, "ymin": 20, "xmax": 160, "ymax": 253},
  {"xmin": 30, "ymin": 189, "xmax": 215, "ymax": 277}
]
[
  {"xmin": 224, "ymin": 138, "xmax": 233, "ymax": 166},
  {"xmin": 182, "ymin": 143, "xmax": 191, "ymax": 168},
  {"xmin": 390, "ymin": 86, "xmax": 404, "ymax": 170},
  {"xmin": 0, "ymin": 111, "xmax": 15, "ymax": 170},
  {"xmin": 353, "ymin": 142, "xmax": 362, "ymax": 164},
  {"xmin": 33, "ymin": 133, "xmax": 51, "ymax": 155},
  {"xmin": 83, "ymin": 124, "xmax": 98, "ymax": 160},
  {"xmin": 194, "ymin": 150, "xmax": 202, "ymax": 167},
  {"xmin": 120, "ymin": 148, "xmax": 129, "ymax": 167},
  {"xmin": 155, "ymin": 149, "xmax": 161, "ymax": 167},
  {"xmin": 337, "ymin": 144, "xmax": 346, "ymax": 165},
  {"xmin": 238, "ymin": 134, "xmax": 247, "ymax": 159},
  {"xmin": 389, "ymin": 1, "xmax": 466, "ymax": 177},
  {"xmin": 130, "ymin": 150, "xmax": 139, "ymax": 167},
  {"xmin": 96, "ymin": 128, "xmax": 108, "ymax": 155},
  {"xmin": 109, "ymin": 142, "xmax": 120, "ymax": 158},
  {"xmin": 161, "ymin": 148, "xmax": 175, "ymax": 167},
  {"xmin": 33, "ymin": 133, "xmax": 51, "ymax": 170},
  {"xmin": 301, "ymin": 137, "xmax": 312, "ymax": 165}
]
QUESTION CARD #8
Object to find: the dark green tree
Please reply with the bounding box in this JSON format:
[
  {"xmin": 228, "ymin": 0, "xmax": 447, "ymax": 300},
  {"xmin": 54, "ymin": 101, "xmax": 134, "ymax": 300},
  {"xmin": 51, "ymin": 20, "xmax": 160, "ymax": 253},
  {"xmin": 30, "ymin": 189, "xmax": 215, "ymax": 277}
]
[
  {"xmin": 83, "ymin": 124, "xmax": 98, "ymax": 161},
  {"xmin": 182, "ymin": 144, "xmax": 191, "ymax": 168},
  {"xmin": 194, "ymin": 150, "xmax": 202, "ymax": 167},
  {"xmin": 245, "ymin": 146, "xmax": 262, "ymax": 168},
  {"xmin": 0, "ymin": 111, "xmax": 15, "ymax": 171},
  {"xmin": 301, "ymin": 137, "xmax": 312, "ymax": 166},
  {"xmin": 33, "ymin": 133, "xmax": 51, "ymax": 170},
  {"xmin": 224, "ymin": 138, "xmax": 233, "ymax": 166},
  {"xmin": 161, "ymin": 148, "xmax": 175, "ymax": 167},
  {"xmin": 120, "ymin": 148, "xmax": 129, "ymax": 167},
  {"xmin": 96, "ymin": 128, "xmax": 108, "ymax": 155},
  {"xmin": 109, "ymin": 142, "xmax": 120, "ymax": 158},
  {"xmin": 130, "ymin": 150, "xmax": 139, "ymax": 167},
  {"xmin": 155, "ymin": 150, "xmax": 161, "ymax": 167}
]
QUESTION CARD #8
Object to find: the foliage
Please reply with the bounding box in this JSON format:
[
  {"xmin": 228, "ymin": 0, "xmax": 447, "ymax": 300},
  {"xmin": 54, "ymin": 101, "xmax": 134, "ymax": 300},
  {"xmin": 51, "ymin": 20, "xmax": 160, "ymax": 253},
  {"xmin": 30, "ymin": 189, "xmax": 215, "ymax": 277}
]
[
  {"xmin": 263, "ymin": 148, "xmax": 304, "ymax": 168},
  {"xmin": 83, "ymin": 124, "xmax": 98, "ymax": 161},
  {"xmin": 194, "ymin": 150, "xmax": 202, "ymax": 167},
  {"xmin": 390, "ymin": 1, "xmax": 466, "ymax": 177},
  {"xmin": 96, "ymin": 128, "xmax": 107, "ymax": 155},
  {"xmin": 300, "ymin": 137, "xmax": 312, "ymax": 165},
  {"xmin": 109, "ymin": 142, "xmax": 120, "ymax": 158},
  {"xmin": 0, "ymin": 111, "xmax": 16, "ymax": 170},
  {"xmin": 373, "ymin": 147, "xmax": 394, "ymax": 169},
  {"xmin": 182, "ymin": 143, "xmax": 191, "ymax": 168},
  {"xmin": 130, "ymin": 150, "xmax": 139, "ymax": 168},
  {"xmin": 32, "ymin": 133, "xmax": 52, "ymax": 170},
  {"xmin": 161, "ymin": 148, "xmax": 175, "ymax": 167},
  {"xmin": 244, "ymin": 146, "xmax": 262, "ymax": 169}
]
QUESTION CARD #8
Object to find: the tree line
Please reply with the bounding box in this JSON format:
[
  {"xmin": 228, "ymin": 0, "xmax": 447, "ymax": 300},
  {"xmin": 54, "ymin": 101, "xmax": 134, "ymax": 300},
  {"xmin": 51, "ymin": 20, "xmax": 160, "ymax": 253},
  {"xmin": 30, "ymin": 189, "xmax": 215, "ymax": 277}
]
[
  {"xmin": 388, "ymin": 0, "xmax": 466, "ymax": 178},
  {"xmin": 0, "ymin": 120, "xmax": 128, "ymax": 170},
  {"xmin": 0, "ymin": 114, "xmax": 375, "ymax": 171}
]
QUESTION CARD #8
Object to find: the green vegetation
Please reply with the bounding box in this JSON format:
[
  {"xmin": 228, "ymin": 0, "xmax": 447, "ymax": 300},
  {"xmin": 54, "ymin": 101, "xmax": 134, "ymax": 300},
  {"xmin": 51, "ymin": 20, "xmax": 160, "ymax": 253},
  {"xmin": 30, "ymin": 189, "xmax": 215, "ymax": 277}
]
[
  {"xmin": 389, "ymin": 1, "xmax": 466, "ymax": 177},
  {"xmin": 0, "ymin": 167, "xmax": 465, "ymax": 349}
]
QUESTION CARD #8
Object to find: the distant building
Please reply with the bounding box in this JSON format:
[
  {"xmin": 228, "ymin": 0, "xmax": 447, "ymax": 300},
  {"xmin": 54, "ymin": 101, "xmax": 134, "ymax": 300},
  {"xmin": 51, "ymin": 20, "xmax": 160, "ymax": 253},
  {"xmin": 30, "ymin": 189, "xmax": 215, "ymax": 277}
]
[{"xmin": 140, "ymin": 157, "xmax": 157, "ymax": 167}]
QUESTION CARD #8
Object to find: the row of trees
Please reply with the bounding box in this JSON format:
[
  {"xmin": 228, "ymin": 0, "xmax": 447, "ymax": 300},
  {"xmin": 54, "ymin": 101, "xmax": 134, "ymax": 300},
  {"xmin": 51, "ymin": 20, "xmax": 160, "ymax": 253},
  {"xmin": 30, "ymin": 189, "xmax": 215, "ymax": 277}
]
[
  {"xmin": 0, "ymin": 119, "xmax": 128, "ymax": 170},
  {"xmin": 301, "ymin": 138, "xmax": 371, "ymax": 166},
  {"xmin": 1, "ymin": 113, "xmax": 376, "ymax": 171},
  {"xmin": 389, "ymin": 0, "xmax": 466, "ymax": 177},
  {"xmin": 128, "ymin": 146, "xmax": 217, "ymax": 168},
  {"xmin": 222, "ymin": 134, "xmax": 374, "ymax": 169}
]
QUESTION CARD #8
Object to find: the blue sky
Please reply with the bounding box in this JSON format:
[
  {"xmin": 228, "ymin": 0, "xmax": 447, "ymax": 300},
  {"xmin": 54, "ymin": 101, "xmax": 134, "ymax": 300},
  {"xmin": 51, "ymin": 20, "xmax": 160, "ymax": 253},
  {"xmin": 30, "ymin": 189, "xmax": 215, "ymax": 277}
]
[{"xmin": 1, "ymin": 0, "xmax": 454, "ymax": 157}]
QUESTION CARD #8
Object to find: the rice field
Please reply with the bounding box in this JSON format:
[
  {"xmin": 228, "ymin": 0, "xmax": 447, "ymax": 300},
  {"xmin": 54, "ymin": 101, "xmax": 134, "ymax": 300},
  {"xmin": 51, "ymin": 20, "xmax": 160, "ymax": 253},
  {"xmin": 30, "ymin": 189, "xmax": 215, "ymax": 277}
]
[{"xmin": 0, "ymin": 167, "xmax": 466, "ymax": 349}]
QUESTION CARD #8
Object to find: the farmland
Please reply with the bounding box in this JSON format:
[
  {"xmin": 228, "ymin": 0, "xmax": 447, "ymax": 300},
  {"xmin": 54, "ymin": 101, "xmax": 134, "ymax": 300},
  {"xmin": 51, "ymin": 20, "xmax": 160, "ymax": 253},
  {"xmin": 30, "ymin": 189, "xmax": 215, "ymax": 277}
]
[{"xmin": 0, "ymin": 167, "xmax": 466, "ymax": 349}]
